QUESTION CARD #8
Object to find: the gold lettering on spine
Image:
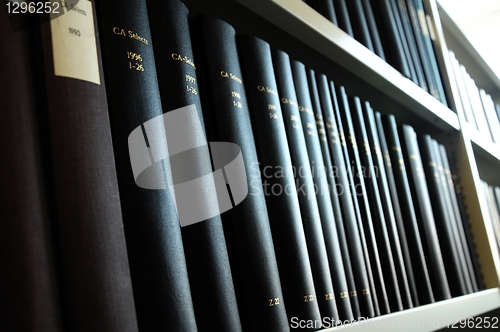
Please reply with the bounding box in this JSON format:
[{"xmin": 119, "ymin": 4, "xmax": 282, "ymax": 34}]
[
  {"xmin": 268, "ymin": 298, "xmax": 280, "ymax": 306},
  {"xmin": 171, "ymin": 53, "xmax": 196, "ymax": 69},
  {"xmin": 220, "ymin": 71, "xmax": 242, "ymax": 84},
  {"xmin": 112, "ymin": 27, "xmax": 149, "ymax": 45},
  {"xmin": 303, "ymin": 294, "xmax": 314, "ymax": 302}
]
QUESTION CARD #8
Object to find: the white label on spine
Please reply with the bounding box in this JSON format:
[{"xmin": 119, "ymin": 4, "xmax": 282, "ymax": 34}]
[{"xmin": 50, "ymin": 0, "xmax": 100, "ymax": 84}]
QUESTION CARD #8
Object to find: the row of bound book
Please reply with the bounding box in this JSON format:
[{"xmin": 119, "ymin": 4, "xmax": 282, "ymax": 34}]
[
  {"xmin": 447, "ymin": 50, "xmax": 500, "ymax": 143},
  {"xmin": 481, "ymin": 181, "xmax": 500, "ymax": 257},
  {"xmin": 306, "ymin": 0, "xmax": 449, "ymax": 107},
  {"xmin": 0, "ymin": 0, "xmax": 482, "ymax": 331}
]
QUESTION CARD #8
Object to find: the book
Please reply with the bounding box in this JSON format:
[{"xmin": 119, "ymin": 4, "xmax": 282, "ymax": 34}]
[
  {"xmin": 352, "ymin": 100, "xmax": 403, "ymax": 313},
  {"xmin": 310, "ymin": 71, "xmax": 362, "ymax": 322},
  {"xmin": 334, "ymin": 86, "xmax": 382, "ymax": 318},
  {"xmin": 433, "ymin": 141, "xmax": 474, "ymax": 294},
  {"xmin": 364, "ymin": 106, "xmax": 413, "ymax": 310},
  {"xmin": 399, "ymin": 125, "xmax": 451, "ymax": 301},
  {"xmin": 413, "ymin": 0, "xmax": 448, "ymax": 105},
  {"xmin": 333, "ymin": 0, "xmax": 354, "ymax": 37},
  {"xmin": 393, "ymin": 0, "xmax": 424, "ymax": 88},
  {"xmin": 361, "ymin": 0, "xmax": 386, "ymax": 60},
  {"xmin": 404, "ymin": 0, "xmax": 437, "ymax": 98},
  {"xmin": 371, "ymin": 0, "xmax": 411, "ymax": 79},
  {"xmin": 448, "ymin": 162, "xmax": 484, "ymax": 291},
  {"xmin": 39, "ymin": 1, "xmax": 139, "ymax": 330},
  {"xmin": 319, "ymin": 75, "xmax": 382, "ymax": 320},
  {"xmin": 274, "ymin": 50, "xmax": 356, "ymax": 325},
  {"xmin": 381, "ymin": 115, "xmax": 434, "ymax": 305},
  {"xmin": 146, "ymin": 1, "xmax": 242, "ymax": 330},
  {"xmin": 192, "ymin": 16, "xmax": 312, "ymax": 330},
  {"xmin": 308, "ymin": 0, "xmax": 338, "ymax": 25},
  {"xmin": 345, "ymin": 0, "xmax": 374, "ymax": 52},
  {"xmin": 238, "ymin": 35, "xmax": 333, "ymax": 327},
  {"xmin": 374, "ymin": 112, "xmax": 418, "ymax": 307},
  {"xmin": 0, "ymin": 13, "xmax": 63, "ymax": 332},
  {"xmin": 342, "ymin": 95, "xmax": 391, "ymax": 315},
  {"xmin": 418, "ymin": 135, "xmax": 467, "ymax": 297},
  {"xmin": 96, "ymin": 0, "xmax": 198, "ymax": 329}
]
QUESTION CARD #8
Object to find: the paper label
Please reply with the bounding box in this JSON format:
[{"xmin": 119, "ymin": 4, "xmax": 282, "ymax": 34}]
[{"xmin": 50, "ymin": 0, "xmax": 100, "ymax": 84}]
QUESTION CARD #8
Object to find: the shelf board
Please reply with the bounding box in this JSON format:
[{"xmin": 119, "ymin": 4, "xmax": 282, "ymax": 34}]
[
  {"xmin": 322, "ymin": 288, "xmax": 500, "ymax": 331},
  {"xmin": 235, "ymin": 0, "xmax": 460, "ymax": 133}
]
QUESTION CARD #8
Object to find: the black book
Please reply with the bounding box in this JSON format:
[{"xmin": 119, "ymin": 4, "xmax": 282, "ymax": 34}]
[
  {"xmin": 441, "ymin": 147, "xmax": 480, "ymax": 292},
  {"xmin": 238, "ymin": 36, "xmax": 331, "ymax": 328},
  {"xmin": 415, "ymin": 0, "xmax": 449, "ymax": 106},
  {"xmin": 334, "ymin": 86, "xmax": 381, "ymax": 318},
  {"xmin": 309, "ymin": 70, "xmax": 361, "ymax": 323},
  {"xmin": 374, "ymin": 112, "xmax": 418, "ymax": 307},
  {"xmin": 273, "ymin": 51, "xmax": 354, "ymax": 326},
  {"xmin": 434, "ymin": 142, "xmax": 474, "ymax": 294},
  {"xmin": 351, "ymin": 99, "xmax": 403, "ymax": 313},
  {"xmin": 361, "ymin": 0, "xmax": 386, "ymax": 60},
  {"xmin": 333, "ymin": 0, "xmax": 354, "ymax": 36},
  {"xmin": 341, "ymin": 94, "xmax": 390, "ymax": 315},
  {"xmin": 364, "ymin": 106, "xmax": 413, "ymax": 310},
  {"xmin": 39, "ymin": 1, "xmax": 138, "ymax": 330},
  {"xmin": 147, "ymin": 1, "xmax": 242, "ymax": 330},
  {"xmin": 191, "ymin": 16, "xmax": 308, "ymax": 331},
  {"xmin": 399, "ymin": 125, "xmax": 451, "ymax": 301},
  {"xmin": 309, "ymin": 0, "xmax": 338, "ymax": 25},
  {"xmin": 370, "ymin": 0, "xmax": 411, "ymax": 78},
  {"xmin": 405, "ymin": 0, "xmax": 439, "ymax": 99},
  {"xmin": 0, "ymin": 13, "xmax": 63, "ymax": 332},
  {"xmin": 381, "ymin": 115, "xmax": 434, "ymax": 305},
  {"xmin": 419, "ymin": 135, "xmax": 467, "ymax": 297},
  {"xmin": 393, "ymin": 0, "xmax": 425, "ymax": 89},
  {"xmin": 95, "ymin": 0, "xmax": 198, "ymax": 330},
  {"xmin": 346, "ymin": 0, "xmax": 374, "ymax": 52},
  {"xmin": 320, "ymin": 75, "xmax": 381, "ymax": 320}
]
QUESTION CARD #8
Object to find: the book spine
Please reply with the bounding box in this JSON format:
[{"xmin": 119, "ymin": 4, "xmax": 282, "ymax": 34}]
[
  {"xmin": 343, "ymin": 95, "xmax": 391, "ymax": 315},
  {"xmin": 273, "ymin": 50, "xmax": 355, "ymax": 327},
  {"xmin": 418, "ymin": 135, "xmax": 467, "ymax": 297},
  {"xmin": 191, "ymin": 16, "xmax": 303, "ymax": 331},
  {"xmin": 443, "ymin": 149, "xmax": 481, "ymax": 292},
  {"xmin": 361, "ymin": 0, "xmax": 386, "ymax": 60},
  {"xmin": 374, "ymin": 112, "xmax": 418, "ymax": 307},
  {"xmin": 405, "ymin": 0, "xmax": 438, "ymax": 98},
  {"xmin": 345, "ymin": 0, "xmax": 374, "ymax": 52},
  {"xmin": 332, "ymin": 86, "xmax": 385, "ymax": 316},
  {"xmin": 311, "ymin": 0, "xmax": 338, "ymax": 25},
  {"xmin": 0, "ymin": 13, "xmax": 63, "ymax": 332},
  {"xmin": 309, "ymin": 71, "xmax": 360, "ymax": 322},
  {"xmin": 371, "ymin": 0, "xmax": 411, "ymax": 78},
  {"xmin": 146, "ymin": 1, "xmax": 242, "ymax": 330},
  {"xmin": 413, "ymin": 0, "xmax": 448, "ymax": 106},
  {"xmin": 238, "ymin": 35, "xmax": 330, "ymax": 328},
  {"xmin": 352, "ymin": 100, "xmax": 403, "ymax": 313},
  {"xmin": 39, "ymin": 1, "xmax": 138, "ymax": 330},
  {"xmin": 95, "ymin": 0, "xmax": 198, "ymax": 330},
  {"xmin": 392, "ymin": 0, "xmax": 423, "ymax": 87},
  {"xmin": 433, "ymin": 141, "xmax": 474, "ymax": 294},
  {"xmin": 364, "ymin": 106, "xmax": 413, "ymax": 310},
  {"xmin": 400, "ymin": 125, "xmax": 451, "ymax": 301},
  {"xmin": 320, "ymin": 75, "xmax": 381, "ymax": 320},
  {"xmin": 333, "ymin": 0, "xmax": 354, "ymax": 36},
  {"xmin": 381, "ymin": 115, "xmax": 434, "ymax": 305}
]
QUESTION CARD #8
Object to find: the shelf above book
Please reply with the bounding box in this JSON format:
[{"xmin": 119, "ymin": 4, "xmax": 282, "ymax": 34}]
[
  {"xmin": 324, "ymin": 288, "xmax": 500, "ymax": 331},
  {"xmin": 235, "ymin": 0, "xmax": 460, "ymax": 133}
]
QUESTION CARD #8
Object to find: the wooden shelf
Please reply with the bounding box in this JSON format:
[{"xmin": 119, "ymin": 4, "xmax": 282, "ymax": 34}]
[{"xmin": 324, "ymin": 288, "xmax": 500, "ymax": 331}]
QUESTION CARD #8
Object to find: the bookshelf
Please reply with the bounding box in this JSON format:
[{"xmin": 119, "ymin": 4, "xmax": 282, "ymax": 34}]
[{"xmin": 182, "ymin": 0, "xmax": 500, "ymax": 329}]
